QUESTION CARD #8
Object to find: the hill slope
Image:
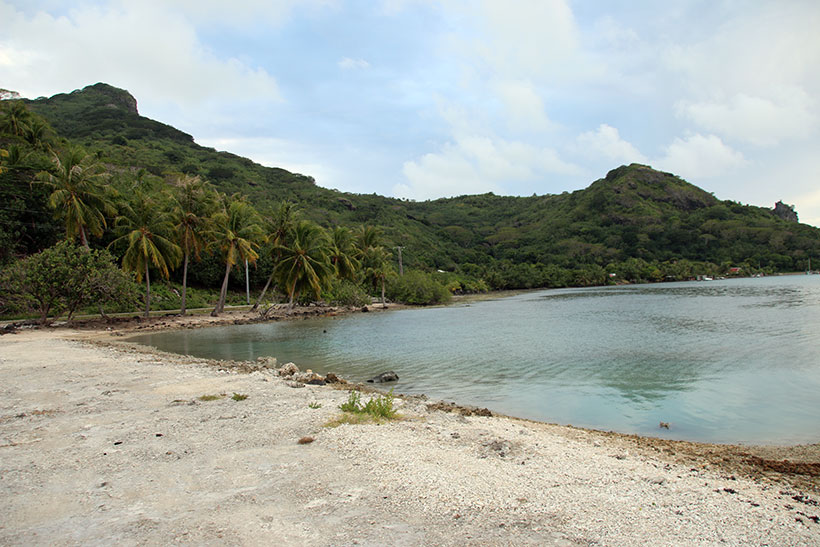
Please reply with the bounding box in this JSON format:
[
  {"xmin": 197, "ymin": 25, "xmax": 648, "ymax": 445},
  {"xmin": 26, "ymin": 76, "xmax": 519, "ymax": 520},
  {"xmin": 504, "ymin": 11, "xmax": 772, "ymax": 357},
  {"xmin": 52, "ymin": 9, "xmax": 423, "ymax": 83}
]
[{"xmin": 9, "ymin": 83, "xmax": 820, "ymax": 283}]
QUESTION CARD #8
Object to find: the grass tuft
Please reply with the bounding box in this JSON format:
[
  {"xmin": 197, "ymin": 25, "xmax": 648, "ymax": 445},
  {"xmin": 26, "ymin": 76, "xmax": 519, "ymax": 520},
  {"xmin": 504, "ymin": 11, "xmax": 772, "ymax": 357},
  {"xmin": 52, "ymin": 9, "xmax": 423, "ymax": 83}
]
[
  {"xmin": 308, "ymin": 401, "xmax": 322, "ymax": 409},
  {"xmin": 231, "ymin": 393, "xmax": 249, "ymax": 401},
  {"xmin": 198, "ymin": 394, "xmax": 225, "ymax": 401},
  {"xmin": 333, "ymin": 389, "xmax": 397, "ymax": 425}
]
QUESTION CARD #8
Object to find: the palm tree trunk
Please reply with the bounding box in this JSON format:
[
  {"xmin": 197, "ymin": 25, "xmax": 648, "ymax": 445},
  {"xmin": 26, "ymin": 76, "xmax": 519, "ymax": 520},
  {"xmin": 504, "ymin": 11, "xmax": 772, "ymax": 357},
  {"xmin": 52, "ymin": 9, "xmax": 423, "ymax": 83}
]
[
  {"xmin": 287, "ymin": 285, "xmax": 297, "ymax": 313},
  {"xmin": 212, "ymin": 259, "xmax": 232, "ymax": 316},
  {"xmin": 252, "ymin": 271, "xmax": 275, "ymax": 311},
  {"xmin": 181, "ymin": 251, "xmax": 189, "ymax": 315},
  {"xmin": 80, "ymin": 225, "xmax": 89, "ymax": 249},
  {"xmin": 144, "ymin": 262, "xmax": 151, "ymax": 318}
]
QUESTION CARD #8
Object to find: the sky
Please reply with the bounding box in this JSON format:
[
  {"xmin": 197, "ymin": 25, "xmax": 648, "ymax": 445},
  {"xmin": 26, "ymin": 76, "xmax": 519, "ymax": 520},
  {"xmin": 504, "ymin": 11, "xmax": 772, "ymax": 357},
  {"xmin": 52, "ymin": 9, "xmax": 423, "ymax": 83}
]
[{"xmin": 2, "ymin": 0, "xmax": 820, "ymax": 226}]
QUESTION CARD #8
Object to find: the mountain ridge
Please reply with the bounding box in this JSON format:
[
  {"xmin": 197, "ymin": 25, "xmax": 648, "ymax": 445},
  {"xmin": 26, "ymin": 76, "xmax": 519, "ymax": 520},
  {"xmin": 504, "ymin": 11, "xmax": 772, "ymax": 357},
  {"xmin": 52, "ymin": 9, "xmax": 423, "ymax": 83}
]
[{"xmin": 7, "ymin": 83, "xmax": 819, "ymax": 283}]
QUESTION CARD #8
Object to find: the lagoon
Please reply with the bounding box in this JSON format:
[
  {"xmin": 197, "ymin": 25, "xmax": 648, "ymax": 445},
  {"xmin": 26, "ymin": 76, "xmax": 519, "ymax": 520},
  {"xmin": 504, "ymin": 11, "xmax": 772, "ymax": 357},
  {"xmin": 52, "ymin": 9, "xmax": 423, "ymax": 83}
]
[{"xmin": 129, "ymin": 275, "xmax": 820, "ymax": 445}]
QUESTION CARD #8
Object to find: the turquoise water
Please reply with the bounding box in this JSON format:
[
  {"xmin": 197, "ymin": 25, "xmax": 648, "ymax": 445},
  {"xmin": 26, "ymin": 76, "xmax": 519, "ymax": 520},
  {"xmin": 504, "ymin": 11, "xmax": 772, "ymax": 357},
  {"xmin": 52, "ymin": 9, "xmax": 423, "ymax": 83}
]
[{"xmin": 129, "ymin": 276, "xmax": 820, "ymax": 444}]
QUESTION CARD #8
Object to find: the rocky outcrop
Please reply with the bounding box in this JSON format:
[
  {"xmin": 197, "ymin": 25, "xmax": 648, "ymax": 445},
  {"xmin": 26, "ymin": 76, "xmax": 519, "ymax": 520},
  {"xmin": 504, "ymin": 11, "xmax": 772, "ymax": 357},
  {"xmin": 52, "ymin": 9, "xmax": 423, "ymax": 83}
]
[{"xmin": 772, "ymin": 201, "xmax": 799, "ymax": 222}]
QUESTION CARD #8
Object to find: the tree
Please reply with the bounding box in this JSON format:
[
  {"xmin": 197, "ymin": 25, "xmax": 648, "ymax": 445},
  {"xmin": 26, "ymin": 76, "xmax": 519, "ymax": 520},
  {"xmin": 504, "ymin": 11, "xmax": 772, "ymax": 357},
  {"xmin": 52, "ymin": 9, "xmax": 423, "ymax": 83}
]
[
  {"xmin": 110, "ymin": 190, "xmax": 182, "ymax": 317},
  {"xmin": 273, "ymin": 220, "xmax": 333, "ymax": 310},
  {"xmin": 170, "ymin": 174, "xmax": 215, "ymax": 314},
  {"xmin": 36, "ymin": 146, "xmax": 115, "ymax": 248},
  {"xmin": 0, "ymin": 100, "xmax": 32, "ymax": 137},
  {"xmin": 0, "ymin": 241, "xmax": 139, "ymax": 324},
  {"xmin": 210, "ymin": 194, "xmax": 263, "ymax": 316},
  {"xmin": 252, "ymin": 200, "xmax": 299, "ymax": 311},
  {"xmin": 355, "ymin": 224, "xmax": 385, "ymax": 257},
  {"xmin": 362, "ymin": 246, "xmax": 394, "ymax": 308},
  {"xmin": 329, "ymin": 226, "xmax": 360, "ymax": 281}
]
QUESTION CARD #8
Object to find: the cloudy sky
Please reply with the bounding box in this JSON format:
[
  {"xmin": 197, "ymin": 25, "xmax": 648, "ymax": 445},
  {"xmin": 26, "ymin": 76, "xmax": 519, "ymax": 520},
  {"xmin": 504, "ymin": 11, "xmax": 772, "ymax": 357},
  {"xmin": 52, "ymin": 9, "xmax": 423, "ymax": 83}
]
[{"xmin": 2, "ymin": 1, "xmax": 820, "ymax": 225}]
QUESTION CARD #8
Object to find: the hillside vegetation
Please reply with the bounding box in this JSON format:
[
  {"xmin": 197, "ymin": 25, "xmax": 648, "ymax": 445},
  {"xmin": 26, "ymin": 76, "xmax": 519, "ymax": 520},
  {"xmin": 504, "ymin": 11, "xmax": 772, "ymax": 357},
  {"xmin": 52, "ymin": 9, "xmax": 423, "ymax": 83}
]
[{"xmin": 2, "ymin": 82, "xmax": 819, "ymax": 311}]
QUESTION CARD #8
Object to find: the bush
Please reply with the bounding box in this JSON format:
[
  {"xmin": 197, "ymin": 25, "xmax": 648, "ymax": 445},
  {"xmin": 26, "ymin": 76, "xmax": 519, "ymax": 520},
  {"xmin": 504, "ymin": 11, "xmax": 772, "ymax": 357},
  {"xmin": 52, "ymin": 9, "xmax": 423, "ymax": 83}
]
[
  {"xmin": 323, "ymin": 278, "xmax": 371, "ymax": 307},
  {"xmin": 387, "ymin": 270, "xmax": 451, "ymax": 305},
  {"xmin": 0, "ymin": 241, "xmax": 139, "ymax": 322},
  {"xmin": 339, "ymin": 389, "xmax": 397, "ymax": 420}
]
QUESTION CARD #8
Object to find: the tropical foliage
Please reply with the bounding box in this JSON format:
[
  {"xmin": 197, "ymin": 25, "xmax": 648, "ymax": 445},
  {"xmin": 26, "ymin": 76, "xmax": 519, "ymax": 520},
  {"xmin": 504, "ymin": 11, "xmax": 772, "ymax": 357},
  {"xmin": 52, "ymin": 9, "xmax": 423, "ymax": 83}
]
[
  {"xmin": 210, "ymin": 194, "xmax": 263, "ymax": 315},
  {"xmin": 0, "ymin": 241, "xmax": 138, "ymax": 323},
  {"xmin": 109, "ymin": 189, "xmax": 182, "ymax": 317},
  {"xmin": 2, "ymin": 83, "xmax": 820, "ymax": 321}
]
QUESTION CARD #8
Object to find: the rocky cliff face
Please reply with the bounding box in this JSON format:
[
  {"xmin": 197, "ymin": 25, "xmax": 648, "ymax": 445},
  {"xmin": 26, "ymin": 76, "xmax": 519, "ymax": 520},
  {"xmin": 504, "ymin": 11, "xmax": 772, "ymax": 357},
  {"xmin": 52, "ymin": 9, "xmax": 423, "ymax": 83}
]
[
  {"xmin": 73, "ymin": 83, "xmax": 139, "ymax": 114},
  {"xmin": 772, "ymin": 201, "xmax": 799, "ymax": 222}
]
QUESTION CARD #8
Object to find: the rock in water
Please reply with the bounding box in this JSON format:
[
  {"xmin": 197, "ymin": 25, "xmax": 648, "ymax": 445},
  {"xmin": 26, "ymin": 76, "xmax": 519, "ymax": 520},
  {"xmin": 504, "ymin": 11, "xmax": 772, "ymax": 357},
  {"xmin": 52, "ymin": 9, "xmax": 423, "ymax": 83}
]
[{"xmin": 367, "ymin": 371, "xmax": 399, "ymax": 383}]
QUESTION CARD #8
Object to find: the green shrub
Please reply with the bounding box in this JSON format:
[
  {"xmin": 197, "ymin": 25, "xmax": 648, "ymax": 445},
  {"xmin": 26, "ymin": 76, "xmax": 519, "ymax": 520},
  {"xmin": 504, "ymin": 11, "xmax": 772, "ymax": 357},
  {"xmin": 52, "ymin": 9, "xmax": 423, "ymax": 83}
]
[
  {"xmin": 323, "ymin": 278, "xmax": 371, "ymax": 307},
  {"xmin": 0, "ymin": 241, "xmax": 139, "ymax": 322},
  {"xmin": 339, "ymin": 390, "xmax": 362, "ymax": 413},
  {"xmin": 387, "ymin": 270, "xmax": 451, "ymax": 305},
  {"xmin": 338, "ymin": 389, "xmax": 397, "ymax": 420},
  {"xmin": 363, "ymin": 389, "xmax": 397, "ymax": 419}
]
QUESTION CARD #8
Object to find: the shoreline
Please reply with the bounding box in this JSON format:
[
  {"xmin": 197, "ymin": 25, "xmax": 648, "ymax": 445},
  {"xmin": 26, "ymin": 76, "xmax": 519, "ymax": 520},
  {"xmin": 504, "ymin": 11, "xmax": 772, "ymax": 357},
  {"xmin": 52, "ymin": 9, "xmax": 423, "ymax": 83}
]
[
  {"xmin": 24, "ymin": 309, "xmax": 820, "ymax": 486},
  {"xmin": 1, "ymin": 326, "xmax": 818, "ymax": 544},
  {"xmin": 10, "ymin": 306, "xmax": 820, "ymax": 473}
]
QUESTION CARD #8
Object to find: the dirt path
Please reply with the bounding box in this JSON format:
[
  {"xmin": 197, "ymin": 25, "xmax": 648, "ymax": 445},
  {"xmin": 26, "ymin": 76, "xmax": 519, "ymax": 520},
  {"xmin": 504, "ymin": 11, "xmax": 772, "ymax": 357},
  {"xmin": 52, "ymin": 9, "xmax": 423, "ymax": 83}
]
[{"xmin": 1, "ymin": 329, "xmax": 818, "ymax": 546}]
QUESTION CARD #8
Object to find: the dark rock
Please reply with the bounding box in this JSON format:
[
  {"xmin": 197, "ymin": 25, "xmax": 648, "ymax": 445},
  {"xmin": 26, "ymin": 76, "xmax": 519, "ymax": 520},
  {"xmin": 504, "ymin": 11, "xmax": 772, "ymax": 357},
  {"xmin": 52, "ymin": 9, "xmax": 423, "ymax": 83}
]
[
  {"xmin": 772, "ymin": 200, "xmax": 799, "ymax": 222},
  {"xmin": 306, "ymin": 378, "xmax": 326, "ymax": 386},
  {"xmin": 325, "ymin": 372, "xmax": 346, "ymax": 384},
  {"xmin": 361, "ymin": 306, "xmax": 369, "ymax": 312},
  {"xmin": 367, "ymin": 371, "xmax": 399, "ymax": 383}
]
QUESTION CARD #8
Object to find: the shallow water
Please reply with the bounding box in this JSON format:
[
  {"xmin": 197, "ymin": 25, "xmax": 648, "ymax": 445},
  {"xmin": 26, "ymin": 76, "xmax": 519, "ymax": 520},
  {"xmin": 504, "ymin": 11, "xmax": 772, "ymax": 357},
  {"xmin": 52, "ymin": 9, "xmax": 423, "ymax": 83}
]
[{"xmin": 130, "ymin": 276, "xmax": 820, "ymax": 444}]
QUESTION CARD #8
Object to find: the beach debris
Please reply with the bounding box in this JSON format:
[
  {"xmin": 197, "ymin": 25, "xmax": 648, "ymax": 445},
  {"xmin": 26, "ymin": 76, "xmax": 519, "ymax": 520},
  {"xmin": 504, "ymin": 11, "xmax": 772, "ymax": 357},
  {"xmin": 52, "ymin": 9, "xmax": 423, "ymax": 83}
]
[
  {"xmin": 426, "ymin": 401, "xmax": 493, "ymax": 417},
  {"xmin": 367, "ymin": 371, "xmax": 399, "ymax": 383},
  {"xmin": 324, "ymin": 372, "xmax": 347, "ymax": 384},
  {"xmin": 297, "ymin": 436, "xmax": 315, "ymax": 445},
  {"xmin": 480, "ymin": 439, "xmax": 512, "ymax": 458},
  {"xmin": 256, "ymin": 356, "xmax": 278, "ymax": 368},
  {"xmin": 277, "ymin": 363, "xmax": 300, "ymax": 377},
  {"xmin": 293, "ymin": 370, "xmax": 326, "ymax": 385},
  {"xmin": 659, "ymin": 422, "xmax": 670, "ymax": 429},
  {"xmin": 286, "ymin": 381, "xmax": 305, "ymax": 388}
]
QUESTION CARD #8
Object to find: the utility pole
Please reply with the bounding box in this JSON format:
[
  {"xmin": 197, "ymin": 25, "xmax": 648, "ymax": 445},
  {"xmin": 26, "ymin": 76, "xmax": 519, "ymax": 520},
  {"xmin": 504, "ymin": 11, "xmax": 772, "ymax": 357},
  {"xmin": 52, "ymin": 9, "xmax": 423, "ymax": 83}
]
[
  {"xmin": 245, "ymin": 258, "xmax": 250, "ymax": 305},
  {"xmin": 394, "ymin": 246, "xmax": 404, "ymax": 276}
]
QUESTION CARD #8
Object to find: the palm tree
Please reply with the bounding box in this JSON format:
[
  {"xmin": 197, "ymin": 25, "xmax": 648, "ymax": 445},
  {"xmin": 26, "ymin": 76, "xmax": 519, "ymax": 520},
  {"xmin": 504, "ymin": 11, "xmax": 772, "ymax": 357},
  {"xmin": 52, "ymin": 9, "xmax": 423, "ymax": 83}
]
[
  {"xmin": 0, "ymin": 100, "xmax": 32, "ymax": 137},
  {"xmin": 274, "ymin": 220, "xmax": 333, "ymax": 311},
  {"xmin": 210, "ymin": 194, "xmax": 263, "ymax": 316},
  {"xmin": 329, "ymin": 226, "xmax": 360, "ymax": 280},
  {"xmin": 355, "ymin": 224, "xmax": 384, "ymax": 257},
  {"xmin": 170, "ymin": 174, "xmax": 215, "ymax": 315},
  {"xmin": 251, "ymin": 201, "xmax": 299, "ymax": 311},
  {"xmin": 36, "ymin": 146, "xmax": 115, "ymax": 248},
  {"xmin": 109, "ymin": 190, "xmax": 182, "ymax": 317},
  {"xmin": 24, "ymin": 117, "xmax": 52, "ymax": 149},
  {"xmin": 362, "ymin": 246, "xmax": 394, "ymax": 308}
]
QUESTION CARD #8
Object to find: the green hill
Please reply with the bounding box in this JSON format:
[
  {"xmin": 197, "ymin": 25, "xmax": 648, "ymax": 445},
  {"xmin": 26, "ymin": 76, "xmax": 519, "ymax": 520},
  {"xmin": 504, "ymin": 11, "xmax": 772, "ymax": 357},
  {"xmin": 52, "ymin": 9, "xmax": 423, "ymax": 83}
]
[{"xmin": 4, "ymin": 83, "xmax": 820, "ymax": 289}]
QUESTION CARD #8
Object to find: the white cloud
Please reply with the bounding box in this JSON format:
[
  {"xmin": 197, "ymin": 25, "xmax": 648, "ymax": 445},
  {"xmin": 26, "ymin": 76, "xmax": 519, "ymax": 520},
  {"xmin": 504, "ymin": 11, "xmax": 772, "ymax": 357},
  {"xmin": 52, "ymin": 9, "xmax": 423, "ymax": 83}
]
[
  {"xmin": 475, "ymin": 0, "xmax": 578, "ymax": 78},
  {"xmin": 653, "ymin": 134, "xmax": 746, "ymax": 180},
  {"xmin": 0, "ymin": 2, "xmax": 281, "ymax": 106},
  {"xmin": 493, "ymin": 80, "xmax": 552, "ymax": 132},
  {"xmin": 338, "ymin": 57, "xmax": 371, "ymax": 70},
  {"xmin": 576, "ymin": 124, "xmax": 647, "ymax": 165},
  {"xmin": 149, "ymin": 0, "xmax": 338, "ymax": 26},
  {"xmin": 396, "ymin": 132, "xmax": 580, "ymax": 200},
  {"xmin": 677, "ymin": 88, "xmax": 817, "ymax": 146}
]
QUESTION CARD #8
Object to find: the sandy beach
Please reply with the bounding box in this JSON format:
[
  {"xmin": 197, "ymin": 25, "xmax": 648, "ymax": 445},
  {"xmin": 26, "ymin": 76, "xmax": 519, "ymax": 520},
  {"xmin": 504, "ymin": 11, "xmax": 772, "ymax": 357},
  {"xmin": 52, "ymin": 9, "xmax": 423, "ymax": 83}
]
[{"xmin": 1, "ymin": 315, "xmax": 818, "ymax": 546}]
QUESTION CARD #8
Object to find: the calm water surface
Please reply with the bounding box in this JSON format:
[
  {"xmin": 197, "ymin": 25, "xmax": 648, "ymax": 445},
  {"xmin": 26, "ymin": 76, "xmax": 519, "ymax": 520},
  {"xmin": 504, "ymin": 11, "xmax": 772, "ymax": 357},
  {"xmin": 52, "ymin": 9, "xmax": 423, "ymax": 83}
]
[{"xmin": 130, "ymin": 276, "xmax": 820, "ymax": 444}]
